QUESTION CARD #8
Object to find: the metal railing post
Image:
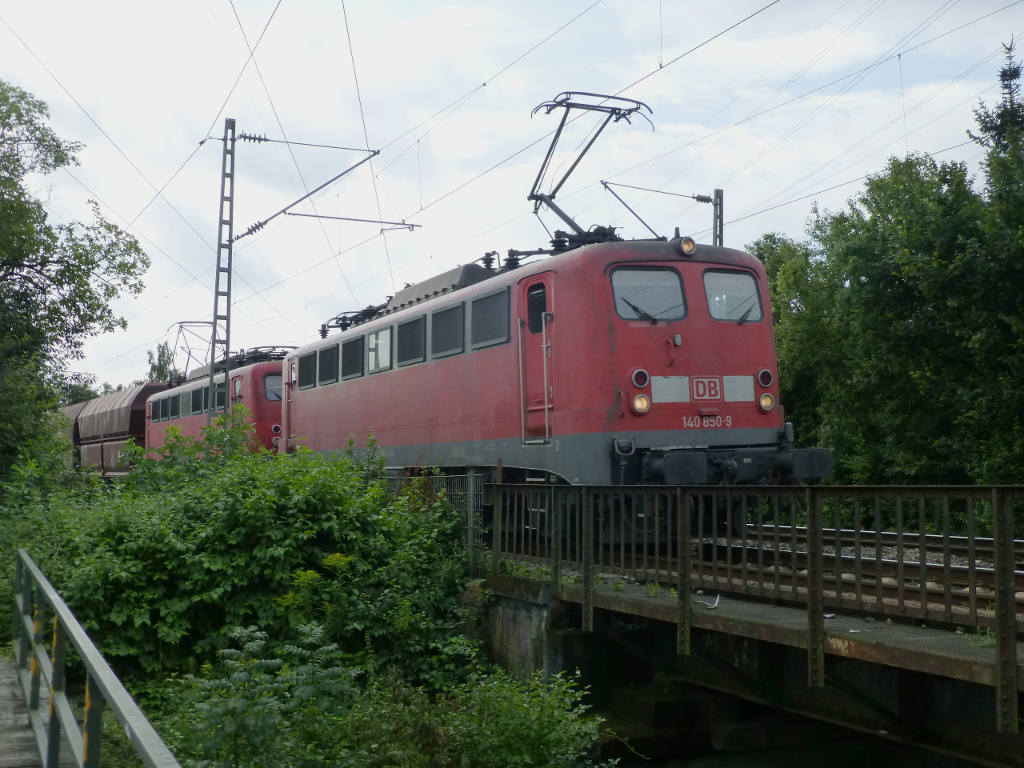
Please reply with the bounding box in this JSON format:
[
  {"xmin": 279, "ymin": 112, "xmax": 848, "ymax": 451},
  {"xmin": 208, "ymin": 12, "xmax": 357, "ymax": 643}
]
[
  {"xmin": 677, "ymin": 489, "xmax": 692, "ymax": 655},
  {"xmin": 991, "ymin": 488, "xmax": 1018, "ymax": 734},
  {"xmin": 550, "ymin": 486, "xmax": 561, "ymax": 597},
  {"xmin": 14, "ymin": 555, "xmax": 30, "ymax": 671},
  {"xmin": 492, "ymin": 486, "xmax": 504, "ymax": 564},
  {"xmin": 29, "ymin": 604, "xmax": 42, "ymax": 711},
  {"xmin": 466, "ymin": 474, "xmax": 477, "ymax": 577},
  {"xmin": 45, "ymin": 616, "xmax": 67, "ymax": 768},
  {"xmin": 582, "ymin": 487, "xmax": 594, "ymax": 631},
  {"xmin": 806, "ymin": 487, "xmax": 825, "ymax": 687},
  {"xmin": 82, "ymin": 675, "xmax": 104, "ymax": 767}
]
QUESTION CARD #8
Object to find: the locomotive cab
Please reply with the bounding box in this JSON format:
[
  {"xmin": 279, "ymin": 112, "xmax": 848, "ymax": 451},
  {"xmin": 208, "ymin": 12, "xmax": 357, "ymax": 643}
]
[{"xmin": 591, "ymin": 239, "xmax": 830, "ymax": 486}]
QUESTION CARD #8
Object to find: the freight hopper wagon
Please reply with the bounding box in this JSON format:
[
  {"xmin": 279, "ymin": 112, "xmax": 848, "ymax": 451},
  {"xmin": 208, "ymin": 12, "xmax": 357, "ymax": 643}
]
[
  {"xmin": 146, "ymin": 347, "xmax": 291, "ymax": 453},
  {"xmin": 61, "ymin": 383, "xmax": 169, "ymax": 477},
  {"xmin": 282, "ymin": 237, "xmax": 830, "ymax": 486}
]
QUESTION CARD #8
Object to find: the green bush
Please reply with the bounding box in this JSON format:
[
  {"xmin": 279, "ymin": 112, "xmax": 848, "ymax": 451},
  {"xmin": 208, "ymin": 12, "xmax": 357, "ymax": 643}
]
[
  {"xmin": 3, "ymin": 417, "xmax": 475, "ymax": 680},
  {"xmin": 166, "ymin": 625, "xmax": 611, "ymax": 768},
  {"xmin": 3, "ymin": 418, "xmax": 611, "ymax": 767}
]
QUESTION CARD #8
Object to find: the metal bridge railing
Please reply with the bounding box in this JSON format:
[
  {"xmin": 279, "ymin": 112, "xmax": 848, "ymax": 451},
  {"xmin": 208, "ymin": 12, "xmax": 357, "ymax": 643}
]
[
  {"xmin": 11, "ymin": 548, "xmax": 181, "ymax": 768},
  {"xmin": 389, "ymin": 473, "xmax": 485, "ymax": 574},
  {"xmin": 488, "ymin": 484, "xmax": 1022, "ymax": 731}
]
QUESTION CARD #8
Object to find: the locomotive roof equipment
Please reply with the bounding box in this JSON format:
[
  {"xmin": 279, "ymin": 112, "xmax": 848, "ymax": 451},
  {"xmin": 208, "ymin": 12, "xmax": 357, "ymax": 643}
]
[{"xmin": 528, "ymin": 91, "xmax": 653, "ymax": 250}]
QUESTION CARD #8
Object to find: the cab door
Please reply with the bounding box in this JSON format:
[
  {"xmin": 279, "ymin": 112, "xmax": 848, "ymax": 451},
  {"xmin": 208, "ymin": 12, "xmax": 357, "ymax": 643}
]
[{"xmin": 518, "ymin": 274, "xmax": 554, "ymax": 444}]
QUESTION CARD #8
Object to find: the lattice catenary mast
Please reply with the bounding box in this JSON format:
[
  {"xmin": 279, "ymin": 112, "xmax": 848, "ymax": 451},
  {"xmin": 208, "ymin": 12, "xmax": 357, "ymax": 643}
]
[{"xmin": 207, "ymin": 118, "xmax": 236, "ymax": 425}]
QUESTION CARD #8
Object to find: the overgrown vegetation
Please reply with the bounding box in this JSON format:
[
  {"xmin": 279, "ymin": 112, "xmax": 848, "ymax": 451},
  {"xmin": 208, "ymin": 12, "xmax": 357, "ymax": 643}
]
[
  {"xmin": 1, "ymin": 415, "xmax": 612, "ymax": 767},
  {"xmin": 752, "ymin": 42, "xmax": 1024, "ymax": 484},
  {"xmin": 0, "ymin": 78, "xmax": 148, "ymax": 480}
]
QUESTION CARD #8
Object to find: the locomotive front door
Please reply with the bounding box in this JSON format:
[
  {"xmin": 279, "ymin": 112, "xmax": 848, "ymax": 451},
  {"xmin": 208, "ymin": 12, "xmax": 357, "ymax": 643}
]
[{"xmin": 518, "ymin": 274, "xmax": 554, "ymax": 444}]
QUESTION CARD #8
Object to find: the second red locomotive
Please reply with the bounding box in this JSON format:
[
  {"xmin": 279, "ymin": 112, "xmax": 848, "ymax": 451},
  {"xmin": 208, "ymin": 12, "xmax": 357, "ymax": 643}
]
[{"xmin": 145, "ymin": 347, "xmax": 290, "ymax": 455}]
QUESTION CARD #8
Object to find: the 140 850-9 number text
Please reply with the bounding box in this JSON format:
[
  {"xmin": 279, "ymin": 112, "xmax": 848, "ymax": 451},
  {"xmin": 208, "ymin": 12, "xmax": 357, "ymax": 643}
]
[{"xmin": 682, "ymin": 415, "xmax": 733, "ymax": 429}]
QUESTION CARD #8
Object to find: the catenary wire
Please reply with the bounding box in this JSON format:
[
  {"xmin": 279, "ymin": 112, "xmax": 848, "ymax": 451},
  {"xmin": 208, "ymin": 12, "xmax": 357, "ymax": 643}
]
[
  {"xmin": 606, "ymin": 0, "xmax": 1024, "ymax": 183},
  {"xmin": 228, "ymin": 0, "xmax": 360, "ymax": 304},
  {"xmin": 126, "ymin": 0, "xmax": 285, "ymax": 229},
  {"xmin": 221, "ymin": 1, "xmax": 769, "ymax": 318},
  {"xmin": 340, "ymin": 0, "xmax": 395, "ymax": 293}
]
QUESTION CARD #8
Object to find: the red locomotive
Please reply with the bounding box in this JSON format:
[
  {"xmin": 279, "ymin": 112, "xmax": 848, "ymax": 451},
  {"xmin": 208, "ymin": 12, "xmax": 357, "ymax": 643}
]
[
  {"xmin": 281, "ymin": 92, "xmax": 828, "ymax": 485},
  {"xmin": 145, "ymin": 348, "xmax": 290, "ymax": 455},
  {"xmin": 281, "ymin": 236, "xmax": 830, "ymax": 485},
  {"xmin": 60, "ymin": 348, "xmax": 290, "ymax": 477}
]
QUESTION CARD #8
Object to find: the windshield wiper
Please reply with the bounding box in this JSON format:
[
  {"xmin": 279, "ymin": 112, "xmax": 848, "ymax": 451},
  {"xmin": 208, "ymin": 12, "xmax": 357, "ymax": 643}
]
[
  {"xmin": 736, "ymin": 306, "xmax": 754, "ymax": 325},
  {"xmin": 621, "ymin": 298, "xmax": 659, "ymax": 325}
]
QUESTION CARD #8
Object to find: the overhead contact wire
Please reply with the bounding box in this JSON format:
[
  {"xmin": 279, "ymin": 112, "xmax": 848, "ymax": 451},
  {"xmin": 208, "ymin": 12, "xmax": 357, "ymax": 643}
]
[
  {"xmin": 341, "ymin": 0, "xmax": 395, "ymax": 293},
  {"xmin": 228, "ymin": 0, "xmax": 359, "ymax": 305}
]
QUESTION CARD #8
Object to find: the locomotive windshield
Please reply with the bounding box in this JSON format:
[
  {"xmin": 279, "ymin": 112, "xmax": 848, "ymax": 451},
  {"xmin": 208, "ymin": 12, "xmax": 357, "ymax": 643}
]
[
  {"xmin": 264, "ymin": 373, "xmax": 282, "ymax": 401},
  {"xmin": 704, "ymin": 270, "xmax": 763, "ymax": 324},
  {"xmin": 611, "ymin": 268, "xmax": 686, "ymax": 323}
]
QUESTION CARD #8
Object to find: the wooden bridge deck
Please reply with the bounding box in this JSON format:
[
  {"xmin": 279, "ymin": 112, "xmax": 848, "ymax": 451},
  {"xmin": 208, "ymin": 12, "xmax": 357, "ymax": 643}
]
[
  {"xmin": 0, "ymin": 655, "xmax": 75, "ymax": 768},
  {"xmin": 0, "ymin": 654, "xmax": 41, "ymax": 768}
]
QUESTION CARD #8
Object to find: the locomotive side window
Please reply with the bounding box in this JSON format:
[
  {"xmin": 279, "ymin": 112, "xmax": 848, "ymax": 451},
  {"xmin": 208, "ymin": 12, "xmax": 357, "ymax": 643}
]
[
  {"xmin": 397, "ymin": 316, "xmax": 426, "ymax": 367},
  {"xmin": 611, "ymin": 268, "xmax": 686, "ymax": 323},
  {"xmin": 169, "ymin": 394, "xmax": 180, "ymax": 419},
  {"xmin": 704, "ymin": 270, "xmax": 763, "ymax": 323},
  {"xmin": 214, "ymin": 384, "xmax": 226, "ymax": 411},
  {"xmin": 203, "ymin": 386, "xmax": 210, "ymax": 412},
  {"xmin": 318, "ymin": 345, "xmax": 339, "ymax": 385},
  {"xmin": 159, "ymin": 398, "xmax": 169, "ymax": 420},
  {"xmin": 298, "ymin": 353, "xmax": 317, "ymax": 389},
  {"xmin": 527, "ymin": 284, "xmax": 547, "ymax": 334},
  {"xmin": 431, "ymin": 304, "xmax": 464, "ymax": 359},
  {"xmin": 264, "ymin": 373, "xmax": 283, "ymax": 401},
  {"xmin": 470, "ymin": 288, "xmax": 509, "ymax": 349},
  {"xmin": 180, "ymin": 393, "xmax": 190, "ymax": 416},
  {"xmin": 342, "ymin": 337, "xmax": 365, "ymax": 379},
  {"xmin": 191, "ymin": 388, "xmax": 203, "ymax": 414},
  {"xmin": 368, "ymin": 328, "xmax": 392, "ymax": 373}
]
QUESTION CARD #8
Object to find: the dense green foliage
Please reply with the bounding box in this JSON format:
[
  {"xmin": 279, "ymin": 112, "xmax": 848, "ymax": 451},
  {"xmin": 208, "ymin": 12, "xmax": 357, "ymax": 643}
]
[
  {"xmin": 1, "ymin": 418, "xmax": 610, "ymax": 767},
  {"xmin": 0, "ymin": 79, "xmax": 149, "ymax": 480},
  {"xmin": 164, "ymin": 625, "xmax": 604, "ymax": 768},
  {"xmin": 751, "ymin": 43, "xmax": 1024, "ymax": 483},
  {"xmin": 0, "ymin": 79, "xmax": 148, "ymax": 481},
  {"xmin": 146, "ymin": 340, "xmax": 182, "ymax": 384}
]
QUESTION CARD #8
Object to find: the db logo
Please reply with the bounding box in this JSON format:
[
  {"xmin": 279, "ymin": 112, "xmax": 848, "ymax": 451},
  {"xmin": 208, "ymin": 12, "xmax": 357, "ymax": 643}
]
[{"xmin": 691, "ymin": 376, "xmax": 722, "ymax": 400}]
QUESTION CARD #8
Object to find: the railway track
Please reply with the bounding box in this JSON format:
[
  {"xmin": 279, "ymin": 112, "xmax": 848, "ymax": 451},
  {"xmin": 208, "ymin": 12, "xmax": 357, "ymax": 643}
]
[
  {"xmin": 498, "ymin": 522, "xmax": 1024, "ymax": 628},
  {"xmin": 746, "ymin": 524, "xmax": 1024, "ymax": 569}
]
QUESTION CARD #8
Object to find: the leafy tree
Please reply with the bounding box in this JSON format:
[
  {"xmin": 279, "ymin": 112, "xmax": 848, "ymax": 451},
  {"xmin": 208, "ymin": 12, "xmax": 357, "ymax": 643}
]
[
  {"xmin": 756, "ymin": 42, "xmax": 1024, "ymax": 484},
  {"xmin": 146, "ymin": 340, "xmax": 182, "ymax": 383},
  {"xmin": 59, "ymin": 376, "xmax": 99, "ymax": 406},
  {"xmin": 969, "ymin": 39, "xmax": 1024, "ymax": 152},
  {"xmin": 0, "ymin": 79, "xmax": 148, "ymax": 479},
  {"xmin": 753, "ymin": 155, "xmax": 985, "ymax": 483},
  {"xmin": 961, "ymin": 40, "xmax": 1024, "ymax": 481},
  {"xmin": 749, "ymin": 231, "xmax": 833, "ymax": 450},
  {"xmin": 808, "ymin": 155, "xmax": 983, "ymax": 483}
]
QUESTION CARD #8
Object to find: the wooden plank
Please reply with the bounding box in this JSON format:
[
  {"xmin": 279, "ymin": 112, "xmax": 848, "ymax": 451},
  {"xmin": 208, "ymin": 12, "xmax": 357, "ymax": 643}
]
[
  {"xmin": 0, "ymin": 655, "xmax": 41, "ymax": 768},
  {"xmin": 0, "ymin": 656, "xmax": 74, "ymax": 768}
]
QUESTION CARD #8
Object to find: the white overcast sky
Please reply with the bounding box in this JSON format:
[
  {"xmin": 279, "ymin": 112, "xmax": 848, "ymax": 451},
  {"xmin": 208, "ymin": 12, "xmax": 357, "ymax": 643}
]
[{"xmin": 2, "ymin": 0, "xmax": 1020, "ymax": 387}]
